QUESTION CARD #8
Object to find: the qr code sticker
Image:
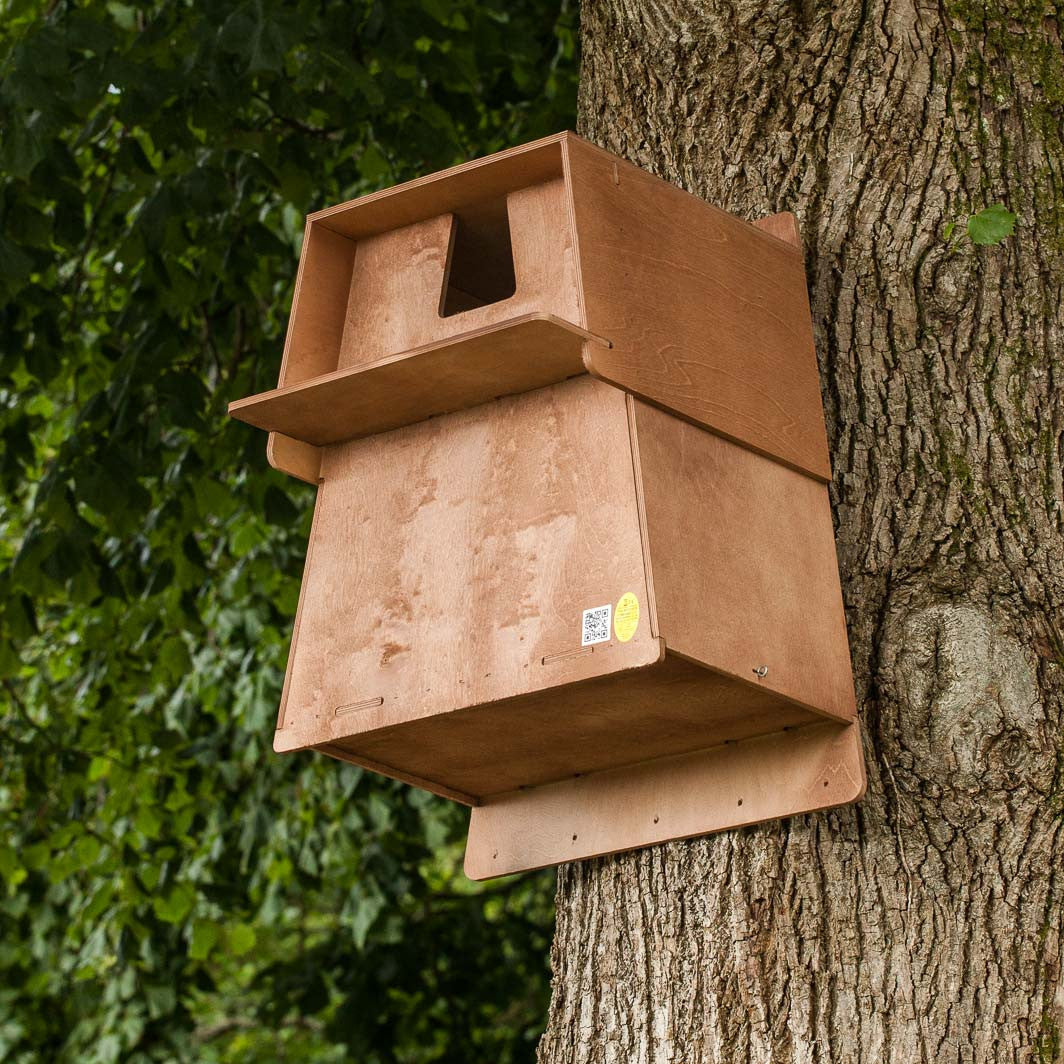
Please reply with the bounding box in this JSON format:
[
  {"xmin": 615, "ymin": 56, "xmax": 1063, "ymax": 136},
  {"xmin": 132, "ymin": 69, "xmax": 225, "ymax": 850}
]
[{"xmin": 581, "ymin": 604, "xmax": 612, "ymax": 646}]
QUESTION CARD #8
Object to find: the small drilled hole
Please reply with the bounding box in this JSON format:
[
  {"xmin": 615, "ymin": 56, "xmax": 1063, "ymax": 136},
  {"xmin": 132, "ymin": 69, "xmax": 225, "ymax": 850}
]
[
  {"xmin": 571, "ymin": 833, "xmax": 578, "ymax": 841},
  {"xmin": 737, "ymin": 798, "xmax": 743, "ymax": 806},
  {"xmin": 492, "ymin": 850, "xmax": 498, "ymax": 859},
  {"xmin": 653, "ymin": 815, "xmax": 659, "ymax": 824},
  {"xmin": 824, "ymin": 780, "xmax": 829, "ymax": 787}
]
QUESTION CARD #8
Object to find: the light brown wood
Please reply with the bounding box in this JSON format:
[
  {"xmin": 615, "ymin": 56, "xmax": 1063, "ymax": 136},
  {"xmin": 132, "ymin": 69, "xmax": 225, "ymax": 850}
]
[
  {"xmin": 228, "ymin": 314, "xmax": 604, "ymax": 446},
  {"xmin": 563, "ymin": 135, "xmax": 833, "ymax": 482},
  {"xmin": 311, "ymin": 134, "xmax": 566, "ymax": 241},
  {"xmin": 274, "ymin": 375, "xmax": 660, "ymax": 756},
  {"xmin": 337, "ymin": 178, "xmax": 581, "ymax": 368},
  {"xmin": 337, "ymin": 211, "xmax": 455, "ymax": 369},
  {"xmin": 315, "ymin": 742, "xmax": 479, "ymax": 806},
  {"xmin": 278, "ymin": 222, "xmax": 357, "ymax": 386},
  {"xmin": 327, "ymin": 653, "xmax": 817, "ymax": 799},
  {"xmin": 752, "ymin": 210, "xmax": 802, "ymax": 248},
  {"xmin": 227, "ymin": 134, "xmax": 863, "ymax": 874},
  {"xmin": 269, "ymin": 373, "xmax": 855, "ymax": 810},
  {"xmin": 266, "ymin": 432, "xmax": 321, "ymax": 484},
  {"xmin": 464, "ymin": 720, "xmax": 865, "ymax": 879},
  {"xmin": 633, "ymin": 400, "xmax": 856, "ymax": 722}
]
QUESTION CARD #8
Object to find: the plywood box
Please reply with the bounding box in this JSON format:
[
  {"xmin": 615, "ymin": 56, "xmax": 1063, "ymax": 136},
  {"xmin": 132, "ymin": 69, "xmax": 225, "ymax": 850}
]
[{"xmin": 229, "ymin": 132, "xmax": 864, "ymax": 878}]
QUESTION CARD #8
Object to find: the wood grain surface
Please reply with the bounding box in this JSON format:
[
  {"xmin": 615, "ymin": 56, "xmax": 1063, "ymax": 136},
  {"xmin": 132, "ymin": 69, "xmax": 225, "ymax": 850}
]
[
  {"xmin": 277, "ymin": 222, "xmax": 357, "ymax": 385},
  {"xmin": 464, "ymin": 720, "xmax": 865, "ymax": 878},
  {"xmin": 564, "ymin": 135, "xmax": 832, "ymax": 481},
  {"xmin": 633, "ymin": 400, "xmax": 856, "ymax": 722},
  {"xmin": 274, "ymin": 375, "xmax": 659, "ymax": 759},
  {"xmin": 228, "ymin": 314, "xmax": 602, "ymax": 445},
  {"xmin": 266, "ymin": 433, "xmax": 321, "ymax": 485},
  {"xmin": 337, "ymin": 178, "xmax": 582, "ymax": 365},
  {"xmin": 328, "ymin": 653, "xmax": 817, "ymax": 799},
  {"xmin": 311, "ymin": 134, "xmax": 566, "ymax": 241}
]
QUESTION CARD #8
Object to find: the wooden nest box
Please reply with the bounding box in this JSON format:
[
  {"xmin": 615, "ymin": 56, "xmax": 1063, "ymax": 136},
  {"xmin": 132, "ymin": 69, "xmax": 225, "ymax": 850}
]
[{"xmin": 229, "ymin": 132, "xmax": 865, "ymax": 879}]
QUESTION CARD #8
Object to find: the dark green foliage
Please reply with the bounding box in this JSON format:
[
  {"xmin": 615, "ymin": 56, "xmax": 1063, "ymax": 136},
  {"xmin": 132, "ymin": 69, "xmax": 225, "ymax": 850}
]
[{"xmin": 0, "ymin": 1, "xmax": 576, "ymax": 1060}]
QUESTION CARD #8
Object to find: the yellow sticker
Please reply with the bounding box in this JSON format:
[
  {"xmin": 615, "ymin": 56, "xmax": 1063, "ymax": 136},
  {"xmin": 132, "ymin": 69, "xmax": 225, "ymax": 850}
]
[{"xmin": 613, "ymin": 592, "xmax": 640, "ymax": 642}]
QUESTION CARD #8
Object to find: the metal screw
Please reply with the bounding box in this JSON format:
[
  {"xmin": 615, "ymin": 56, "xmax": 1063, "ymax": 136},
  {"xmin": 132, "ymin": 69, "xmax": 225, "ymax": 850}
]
[{"xmin": 753, "ymin": 665, "xmax": 769, "ymax": 679}]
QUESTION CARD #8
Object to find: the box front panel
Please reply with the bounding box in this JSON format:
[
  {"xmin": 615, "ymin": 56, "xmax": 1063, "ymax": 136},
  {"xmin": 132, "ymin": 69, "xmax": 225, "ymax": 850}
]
[{"xmin": 275, "ymin": 375, "xmax": 660, "ymax": 753}]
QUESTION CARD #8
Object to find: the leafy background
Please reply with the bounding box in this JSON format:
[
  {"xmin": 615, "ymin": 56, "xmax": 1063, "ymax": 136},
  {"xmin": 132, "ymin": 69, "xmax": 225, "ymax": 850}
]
[{"xmin": 0, "ymin": 1, "xmax": 577, "ymax": 1060}]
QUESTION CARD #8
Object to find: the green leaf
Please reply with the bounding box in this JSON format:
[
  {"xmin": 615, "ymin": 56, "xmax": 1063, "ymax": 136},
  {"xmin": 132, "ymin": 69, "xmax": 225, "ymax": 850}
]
[
  {"xmin": 0, "ymin": 234, "xmax": 33, "ymax": 282},
  {"xmin": 134, "ymin": 805, "xmax": 163, "ymax": 840},
  {"xmin": 967, "ymin": 203, "xmax": 1016, "ymax": 245},
  {"xmin": 263, "ymin": 485, "xmax": 298, "ymax": 525},
  {"xmin": 0, "ymin": 846, "xmax": 24, "ymax": 886},
  {"xmin": 227, "ymin": 923, "xmax": 256, "ymax": 956},
  {"xmin": 152, "ymin": 884, "xmax": 195, "ymax": 924},
  {"xmin": 74, "ymin": 836, "xmax": 102, "ymax": 869},
  {"xmin": 87, "ymin": 756, "xmax": 112, "ymax": 782},
  {"xmin": 188, "ymin": 920, "xmax": 219, "ymax": 960}
]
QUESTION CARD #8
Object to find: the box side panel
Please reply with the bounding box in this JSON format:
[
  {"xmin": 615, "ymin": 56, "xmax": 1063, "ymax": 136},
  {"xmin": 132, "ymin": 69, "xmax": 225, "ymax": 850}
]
[
  {"xmin": 332, "ymin": 653, "xmax": 816, "ymax": 797},
  {"xmin": 279, "ymin": 223, "xmax": 357, "ymax": 386},
  {"xmin": 262, "ymin": 223, "xmax": 354, "ymax": 482},
  {"xmin": 565, "ymin": 135, "xmax": 832, "ymax": 482},
  {"xmin": 634, "ymin": 400, "xmax": 856, "ymax": 722},
  {"xmin": 275, "ymin": 374, "xmax": 660, "ymax": 754}
]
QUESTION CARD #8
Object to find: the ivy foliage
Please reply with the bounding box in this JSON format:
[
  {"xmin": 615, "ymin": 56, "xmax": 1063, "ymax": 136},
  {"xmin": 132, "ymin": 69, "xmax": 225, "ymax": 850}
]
[
  {"xmin": 0, "ymin": 1, "xmax": 576, "ymax": 1060},
  {"xmin": 944, "ymin": 202, "xmax": 1018, "ymax": 247}
]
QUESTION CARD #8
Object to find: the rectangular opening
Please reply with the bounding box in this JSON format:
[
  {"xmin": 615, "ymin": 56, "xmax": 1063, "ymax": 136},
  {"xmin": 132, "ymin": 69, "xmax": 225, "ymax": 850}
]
[{"xmin": 439, "ymin": 196, "xmax": 517, "ymax": 317}]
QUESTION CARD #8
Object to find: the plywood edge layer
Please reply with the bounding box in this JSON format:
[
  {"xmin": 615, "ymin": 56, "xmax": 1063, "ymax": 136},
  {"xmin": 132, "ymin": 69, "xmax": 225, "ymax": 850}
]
[
  {"xmin": 314, "ymin": 742, "xmax": 480, "ymax": 806},
  {"xmin": 464, "ymin": 719, "xmax": 866, "ymax": 879}
]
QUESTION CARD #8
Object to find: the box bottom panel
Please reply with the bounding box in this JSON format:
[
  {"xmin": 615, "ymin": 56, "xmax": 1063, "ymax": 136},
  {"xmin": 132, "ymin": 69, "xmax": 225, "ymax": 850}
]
[{"xmin": 320, "ymin": 652, "xmax": 819, "ymax": 800}]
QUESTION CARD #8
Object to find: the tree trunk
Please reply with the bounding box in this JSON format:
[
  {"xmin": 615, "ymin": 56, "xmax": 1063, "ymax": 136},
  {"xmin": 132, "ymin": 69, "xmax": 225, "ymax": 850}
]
[{"xmin": 539, "ymin": 1, "xmax": 1064, "ymax": 1060}]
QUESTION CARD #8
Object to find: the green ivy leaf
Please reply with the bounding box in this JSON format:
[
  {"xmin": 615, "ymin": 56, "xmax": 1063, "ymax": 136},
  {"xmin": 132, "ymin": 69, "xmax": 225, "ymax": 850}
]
[
  {"xmin": 152, "ymin": 884, "xmax": 195, "ymax": 925},
  {"xmin": 967, "ymin": 203, "xmax": 1017, "ymax": 245},
  {"xmin": 227, "ymin": 923, "xmax": 256, "ymax": 956},
  {"xmin": 188, "ymin": 920, "xmax": 219, "ymax": 960}
]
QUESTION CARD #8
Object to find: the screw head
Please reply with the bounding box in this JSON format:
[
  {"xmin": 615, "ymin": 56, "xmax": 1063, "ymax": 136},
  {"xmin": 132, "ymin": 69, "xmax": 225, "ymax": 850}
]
[{"xmin": 753, "ymin": 665, "xmax": 769, "ymax": 679}]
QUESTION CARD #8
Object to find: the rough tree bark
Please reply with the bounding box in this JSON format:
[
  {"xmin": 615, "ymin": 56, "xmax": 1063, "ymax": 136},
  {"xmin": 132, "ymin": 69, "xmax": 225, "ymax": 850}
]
[{"xmin": 539, "ymin": 1, "xmax": 1064, "ymax": 1060}]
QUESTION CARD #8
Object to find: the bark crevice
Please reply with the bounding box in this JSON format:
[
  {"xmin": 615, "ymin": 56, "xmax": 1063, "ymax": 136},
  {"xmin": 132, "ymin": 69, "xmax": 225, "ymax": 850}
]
[{"xmin": 540, "ymin": 1, "xmax": 1064, "ymax": 1060}]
